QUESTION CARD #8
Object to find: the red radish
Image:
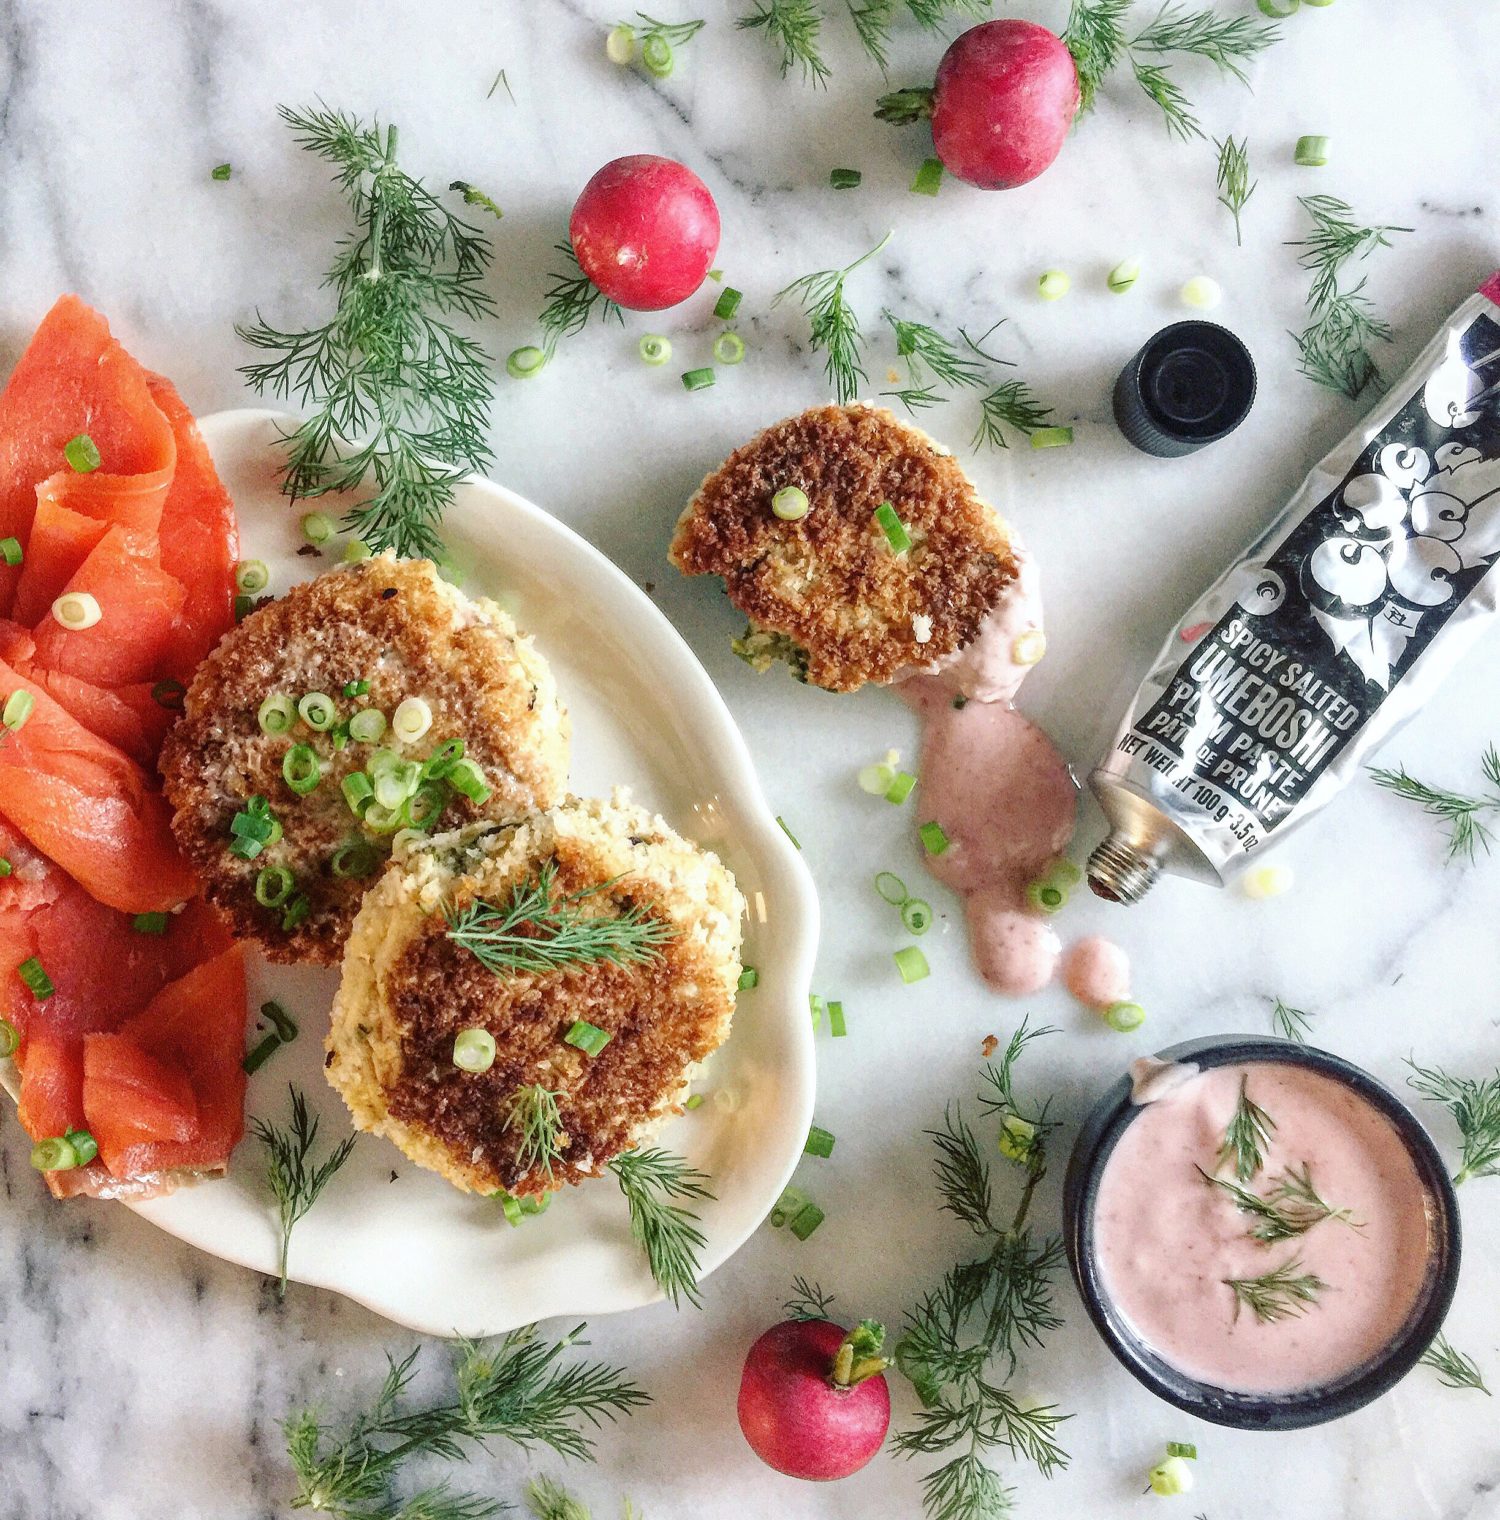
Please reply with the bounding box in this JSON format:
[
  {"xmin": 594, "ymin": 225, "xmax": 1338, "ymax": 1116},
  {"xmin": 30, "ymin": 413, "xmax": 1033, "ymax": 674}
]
[
  {"xmin": 737, "ymin": 1317, "xmax": 891, "ymax": 1482},
  {"xmin": 875, "ymin": 19, "xmax": 1080, "ymax": 191},
  {"xmin": 569, "ymin": 154, "xmax": 720, "ymax": 311}
]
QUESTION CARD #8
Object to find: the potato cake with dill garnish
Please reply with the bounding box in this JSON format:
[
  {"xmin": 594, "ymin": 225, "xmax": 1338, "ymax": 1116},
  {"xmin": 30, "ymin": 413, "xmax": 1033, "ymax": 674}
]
[
  {"xmin": 325, "ymin": 793, "xmax": 744, "ymax": 1199},
  {"xmin": 159, "ymin": 555, "xmax": 569, "ymax": 965},
  {"xmin": 669, "ymin": 401, "xmax": 1019, "ymax": 692}
]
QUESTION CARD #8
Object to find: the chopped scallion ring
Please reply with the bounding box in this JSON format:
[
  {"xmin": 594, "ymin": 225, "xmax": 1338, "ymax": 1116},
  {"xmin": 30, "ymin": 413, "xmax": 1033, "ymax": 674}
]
[
  {"xmin": 805, "ymin": 1125, "xmax": 836, "ymax": 1158},
  {"xmin": 772, "ymin": 485, "xmax": 810, "ymax": 521},
  {"xmin": 858, "ymin": 761, "xmax": 896, "ymax": 795},
  {"xmin": 605, "ymin": 21, "xmax": 635, "ymax": 63},
  {"xmin": 1030, "ymin": 427, "xmax": 1073, "ymax": 449},
  {"xmin": 447, "ymin": 757, "xmax": 491, "ymax": 804},
  {"xmin": 282, "ymin": 743, "xmax": 322, "ymax": 795},
  {"xmin": 152, "ymin": 678, "xmax": 186, "ymax": 710},
  {"xmin": 884, "ymin": 770, "xmax": 917, "ymax": 805},
  {"xmin": 301, "ymin": 511, "xmax": 334, "ymax": 545},
  {"xmin": 234, "ymin": 594, "xmax": 255, "ymax": 622},
  {"xmin": 681, "ymin": 366, "xmax": 716, "ymax": 391},
  {"xmin": 1257, "ymin": 0, "xmax": 1298, "ymax": 12},
  {"xmin": 713, "ymin": 331, "xmax": 746, "ymax": 365},
  {"xmin": 564, "ymin": 1019, "xmax": 612, "ymax": 1057},
  {"xmin": 789, "ymin": 1201, "xmax": 825, "ymax": 1240},
  {"xmin": 132, "ymin": 912, "xmax": 170, "ymax": 935},
  {"xmin": 998, "ymin": 1115, "xmax": 1037, "ymax": 1162},
  {"xmin": 373, "ymin": 760, "xmax": 420, "ymax": 811},
  {"xmin": 919, "ymin": 821, "xmax": 950, "ymax": 855},
  {"xmin": 402, "ymin": 781, "xmax": 446, "ymax": 830},
  {"xmin": 64, "ymin": 433, "xmax": 101, "ymax": 473},
  {"xmin": 229, "ymin": 834, "xmax": 264, "ymax": 862},
  {"xmin": 894, "ymin": 946, "xmax": 930, "ymax": 984},
  {"xmin": 343, "ymin": 539, "xmax": 372, "ymax": 564},
  {"xmin": 901, "ymin": 898, "xmax": 933, "ymax": 935},
  {"xmin": 242, "ymin": 1032, "xmax": 282, "ymax": 1075},
  {"xmin": 422, "ymin": 737, "xmax": 465, "ymax": 778},
  {"xmin": 297, "ymin": 691, "xmax": 337, "ymax": 731},
  {"xmin": 827, "ymin": 999, "xmax": 847, "ymax": 1037},
  {"xmin": 1166, "ymin": 1441, "xmax": 1197, "ymax": 1461},
  {"xmin": 211, "ymin": 162, "xmax": 232, "ymax": 181},
  {"xmin": 738, "ymin": 966, "xmax": 759, "ymax": 990},
  {"xmin": 392, "ymin": 696, "xmax": 433, "ymax": 744},
  {"xmin": 1025, "ymin": 880, "xmax": 1067, "ymax": 913},
  {"xmin": 875, "ymin": 871, "xmax": 909, "ymax": 905},
  {"xmin": 713, "ymin": 286, "xmax": 743, "ymax": 321},
  {"xmin": 639, "ymin": 334, "xmax": 672, "ymax": 366},
  {"xmin": 1147, "ymin": 1456, "xmax": 1194, "ymax": 1496},
  {"xmin": 51, "ymin": 591, "xmax": 102, "ymax": 630},
  {"xmin": 362, "ymin": 801, "xmax": 405, "ymax": 834},
  {"xmin": 1294, "ymin": 134, "xmax": 1330, "ymax": 167},
  {"xmin": 349, "ymin": 707, "xmax": 387, "ymax": 744},
  {"xmin": 281, "ymin": 894, "xmax": 311, "ymax": 931},
  {"xmin": 235, "ymin": 559, "xmax": 271, "ymax": 595},
  {"xmin": 18, "ymin": 956, "xmax": 55, "ymax": 1000},
  {"xmin": 1011, "ymin": 630, "xmax": 1047, "ymax": 666},
  {"xmin": 830, "ymin": 167, "xmax": 862, "ymax": 190},
  {"xmin": 3, "ymin": 689, "xmax": 35, "ymax": 731},
  {"xmin": 769, "ymin": 1185, "xmax": 809, "ymax": 1229},
  {"xmin": 684, "ymin": 1093, "xmax": 704, "ymax": 1110},
  {"xmin": 910, "ymin": 157, "xmax": 944, "ymax": 196},
  {"xmin": 873, "ymin": 501, "xmax": 911, "ymax": 554},
  {"xmin": 0, "ymin": 857, "xmax": 9, "ymax": 877},
  {"xmin": 1107, "ymin": 257, "xmax": 1141, "ymax": 294},
  {"xmin": 0, "ymin": 537, "xmax": 21, "ymax": 566},
  {"xmin": 331, "ymin": 839, "xmax": 380, "ymax": 878},
  {"xmin": 0, "ymin": 1016, "xmax": 18, "ymax": 1058},
  {"xmin": 640, "ymin": 32, "xmax": 674, "ymax": 76},
  {"xmin": 1037, "ymin": 270, "xmax": 1071, "ymax": 301},
  {"xmin": 506, "ymin": 345, "xmax": 548, "ymax": 380},
  {"xmin": 343, "ymin": 678, "xmax": 371, "ymax": 699},
  {"xmin": 1180, "ymin": 275, "xmax": 1223, "ymax": 310},
  {"xmin": 30, "ymin": 1135, "xmax": 81, "ymax": 1171},
  {"xmin": 254, "ymin": 865, "xmax": 296, "ymax": 908},
  {"xmin": 258, "ymin": 694, "xmax": 296, "ymax": 735},
  {"xmin": 453, "ymin": 1027, "xmax": 497, "ymax": 1072},
  {"xmin": 496, "ymin": 1190, "xmax": 525, "ymax": 1226},
  {"xmin": 1105, "ymin": 1000, "xmax": 1146, "ymax": 1032},
  {"xmin": 809, "ymin": 994, "xmax": 823, "ymax": 1030}
]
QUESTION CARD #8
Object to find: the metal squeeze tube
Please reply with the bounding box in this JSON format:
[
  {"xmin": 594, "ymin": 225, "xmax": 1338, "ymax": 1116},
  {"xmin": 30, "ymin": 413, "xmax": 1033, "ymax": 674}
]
[{"xmin": 1088, "ymin": 273, "xmax": 1500, "ymax": 904}]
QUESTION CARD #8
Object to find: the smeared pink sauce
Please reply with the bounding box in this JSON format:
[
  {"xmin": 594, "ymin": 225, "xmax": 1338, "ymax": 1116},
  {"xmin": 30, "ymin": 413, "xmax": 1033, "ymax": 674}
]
[
  {"xmin": 1062, "ymin": 935, "xmax": 1132, "ymax": 1009},
  {"xmin": 1094, "ymin": 1062, "xmax": 1434, "ymax": 1394}
]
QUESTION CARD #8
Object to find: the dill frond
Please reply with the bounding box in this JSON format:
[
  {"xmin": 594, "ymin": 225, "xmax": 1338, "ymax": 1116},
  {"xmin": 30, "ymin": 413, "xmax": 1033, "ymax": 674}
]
[
  {"xmin": 505, "ymin": 1084, "xmax": 565, "ymax": 1180},
  {"xmin": 1419, "ymin": 1335, "xmax": 1491, "ymax": 1396},
  {"xmin": 784, "ymin": 1275, "xmax": 837, "ymax": 1320},
  {"xmin": 1198, "ymin": 1161, "xmax": 1358, "ymax": 1243},
  {"xmin": 885, "ymin": 311, "xmax": 990, "ymax": 389},
  {"xmin": 737, "ymin": 0, "xmax": 831, "ymax": 87},
  {"xmin": 539, "ymin": 243, "xmax": 624, "ymax": 355},
  {"xmin": 972, "ymin": 380, "xmax": 1054, "ymax": 451},
  {"xmin": 633, "ymin": 12, "xmax": 706, "ymax": 47},
  {"xmin": 1213, "ymin": 135, "xmax": 1255, "ymax": 245},
  {"xmin": 1405, "ymin": 1059, "xmax": 1500, "ymax": 1185},
  {"xmin": 775, "ymin": 231, "xmax": 892, "ymax": 403},
  {"xmin": 1217, "ymin": 1073, "xmax": 1276, "ymax": 1182},
  {"xmin": 526, "ymin": 1476, "xmax": 591, "ymax": 1520},
  {"xmin": 1270, "ymin": 996, "xmax": 1313, "ymax": 1044},
  {"xmin": 1223, "ymin": 1257, "xmax": 1327, "ymax": 1324},
  {"xmin": 1369, "ymin": 745, "xmax": 1500, "ymax": 862},
  {"xmin": 609, "ymin": 1148, "xmax": 713, "ymax": 1308}
]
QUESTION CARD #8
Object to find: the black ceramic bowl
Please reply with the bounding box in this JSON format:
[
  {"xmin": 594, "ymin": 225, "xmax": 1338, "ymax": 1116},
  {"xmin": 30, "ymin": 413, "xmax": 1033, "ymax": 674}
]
[{"xmin": 1063, "ymin": 1036, "xmax": 1461, "ymax": 1430}]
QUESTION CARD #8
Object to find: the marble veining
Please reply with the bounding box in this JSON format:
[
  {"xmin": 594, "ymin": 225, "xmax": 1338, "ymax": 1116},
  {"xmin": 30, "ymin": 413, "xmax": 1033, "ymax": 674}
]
[{"xmin": 1, "ymin": 2, "xmax": 1498, "ymax": 1518}]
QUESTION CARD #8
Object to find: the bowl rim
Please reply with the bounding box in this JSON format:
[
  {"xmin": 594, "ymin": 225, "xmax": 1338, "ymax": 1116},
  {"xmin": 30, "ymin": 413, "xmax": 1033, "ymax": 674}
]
[{"xmin": 1062, "ymin": 1034, "xmax": 1461, "ymax": 1430}]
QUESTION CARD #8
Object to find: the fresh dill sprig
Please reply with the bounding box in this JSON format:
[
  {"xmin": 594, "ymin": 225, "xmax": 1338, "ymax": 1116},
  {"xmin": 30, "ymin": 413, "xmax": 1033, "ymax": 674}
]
[
  {"xmin": 775, "ymin": 232, "xmax": 892, "ymax": 404},
  {"xmin": 632, "ymin": 12, "xmax": 707, "ymax": 47},
  {"xmin": 251, "ymin": 1085, "xmax": 357, "ymax": 1301},
  {"xmin": 238, "ymin": 106, "xmax": 498, "ymax": 561},
  {"xmin": 1369, "ymin": 745, "xmax": 1500, "ymax": 863},
  {"xmin": 487, "ymin": 69, "xmax": 515, "ymax": 103},
  {"xmin": 1223, "ymin": 1256, "xmax": 1327, "ymax": 1324},
  {"xmin": 784, "ymin": 1275, "xmax": 837, "ymax": 1320},
  {"xmin": 1270, "ymin": 996, "xmax": 1313, "ymax": 1044},
  {"xmin": 284, "ymin": 1326, "xmax": 648, "ymax": 1517},
  {"xmin": 1061, "ymin": 0, "xmax": 1132, "ymax": 114},
  {"xmin": 881, "ymin": 382, "xmax": 946, "ymax": 412},
  {"xmin": 539, "ymin": 243, "xmax": 624, "ymax": 356},
  {"xmin": 848, "ymin": 0, "xmax": 993, "ymax": 70},
  {"xmin": 445, "ymin": 862, "xmax": 673, "ymax": 978},
  {"xmin": 449, "ymin": 180, "xmax": 503, "ymax": 220},
  {"xmin": 972, "ymin": 380, "xmax": 1054, "ymax": 451},
  {"xmin": 1405, "ymin": 1059, "xmax": 1500, "ymax": 1186},
  {"xmin": 886, "ymin": 311, "xmax": 990, "ymax": 390},
  {"xmin": 737, "ymin": 0, "xmax": 831, "ymax": 87},
  {"xmin": 894, "ymin": 1019, "xmax": 1072, "ymax": 1520},
  {"xmin": 526, "ymin": 1476, "xmax": 591, "ymax": 1520},
  {"xmin": 609, "ymin": 1148, "xmax": 713, "ymax": 1308},
  {"xmin": 1198, "ymin": 1161, "xmax": 1358, "ymax": 1244},
  {"xmin": 1213, "ymin": 135, "xmax": 1255, "ymax": 246},
  {"xmin": 506, "ymin": 1084, "xmax": 565, "ymax": 1181},
  {"xmin": 1218, "ymin": 1073, "xmax": 1276, "ymax": 1183},
  {"xmin": 1419, "ymin": 1335, "xmax": 1491, "ymax": 1396}
]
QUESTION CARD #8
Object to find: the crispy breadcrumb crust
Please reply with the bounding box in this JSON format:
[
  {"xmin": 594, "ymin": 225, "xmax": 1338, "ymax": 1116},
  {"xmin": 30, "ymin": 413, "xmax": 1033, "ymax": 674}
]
[
  {"xmin": 325, "ymin": 793, "xmax": 744, "ymax": 1197},
  {"xmin": 669, "ymin": 402, "xmax": 1018, "ymax": 692},
  {"xmin": 159, "ymin": 556, "xmax": 569, "ymax": 965}
]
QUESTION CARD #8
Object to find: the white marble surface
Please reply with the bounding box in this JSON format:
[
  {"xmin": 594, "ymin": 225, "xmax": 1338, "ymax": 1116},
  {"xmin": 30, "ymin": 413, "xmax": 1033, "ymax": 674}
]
[{"xmin": 3, "ymin": 2, "xmax": 1499, "ymax": 1517}]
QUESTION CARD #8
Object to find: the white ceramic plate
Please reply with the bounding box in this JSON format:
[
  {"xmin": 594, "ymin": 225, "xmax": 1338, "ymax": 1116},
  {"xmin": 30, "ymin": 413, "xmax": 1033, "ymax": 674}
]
[{"xmin": 2, "ymin": 409, "xmax": 819, "ymax": 1337}]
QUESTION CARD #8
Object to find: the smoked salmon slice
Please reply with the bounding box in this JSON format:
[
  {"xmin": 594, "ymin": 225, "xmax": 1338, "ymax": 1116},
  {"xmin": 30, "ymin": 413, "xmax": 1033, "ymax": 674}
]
[
  {"xmin": 16, "ymin": 1030, "xmax": 86, "ymax": 1142},
  {"xmin": 0, "ymin": 653, "xmax": 197, "ymax": 912},
  {"xmin": 0, "ymin": 296, "xmax": 175, "ymax": 616}
]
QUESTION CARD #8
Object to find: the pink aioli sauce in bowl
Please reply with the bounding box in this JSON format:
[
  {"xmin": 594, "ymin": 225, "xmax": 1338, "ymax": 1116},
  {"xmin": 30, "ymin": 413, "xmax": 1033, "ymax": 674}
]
[{"xmin": 1063, "ymin": 1038, "xmax": 1460, "ymax": 1429}]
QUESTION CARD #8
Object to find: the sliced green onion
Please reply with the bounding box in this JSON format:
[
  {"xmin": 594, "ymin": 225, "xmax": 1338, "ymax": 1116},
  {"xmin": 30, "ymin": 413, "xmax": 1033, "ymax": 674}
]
[
  {"xmin": 707, "ymin": 268, "xmax": 723, "ymax": 282},
  {"xmin": 919, "ymin": 821, "xmax": 950, "ymax": 855},
  {"xmin": 344, "ymin": 538, "xmax": 372, "ymax": 564},
  {"xmin": 152, "ymin": 678, "xmax": 186, "ymax": 710},
  {"xmin": 0, "ymin": 857, "xmax": 10, "ymax": 877},
  {"xmin": 497, "ymin": 1190, "xmax": 525, "ymax": 1226},
  {"xmin": 998, "ymin": 1115, "xmax": 1037, "ymax": 1163},
  {"xmin": 64, "ymin": 433, "xmax": 101, "ymax": 473},
  {"xmin": 713, "ymin": 287, "xmax": 743, "ymax": 321},
  {"xmin": 789, "ymin": 1201, "xmax": 825, "ymax": 1240},
  {"xmin": 507, "ymin": 345, "xmax": 548, "ymax": 380},
  {"xmin": 343, "ymin": 678, "xmax": 370, "ymax": 699},
  {"xmin": 0, "ymin": 537, "xmax": 22, "ymax": 566},
  {"xmin": 1181, "ymin": 275, "xmax": 1223, "ymax": 310},
  {"xmin": 1105, "ymin": 1000, "xmax": 1146, "ymax": 1032},
  {"xmin": 235, "ymin": 559, "xmax": 270, "ymax": 594},
  {"xmin": 452, "ymin": 1027, "xmax": 497, "ymax": 1072},
  {"xmin": 1026, "ymin": 880, "xmax": 1067, "ymax": 914},
  {"xmin": 874, "ymin": 501, "xmax": 911, "ymax": 554},
  {"xmin": 1166, "ymin": 1442, "xmax": 1197, "ymax": 1461},
  {"xmin": 737, "ymin": 966, "xmax": 759, "ymax": 991},
  {"xmin": 684, "ymin": 1093, "xmax": 704, "ymax": 1110},
  {"xmin": 211, "ymin": 162, "xmax": 232, "ymax": 181},
  {"xmin": 894, "ymin": 946, "xmax": 929, "ymax": 984},
  {"xmin": 858, "ymin": 758, "xmax": 897, "ymax": 795},
  {"xmin": 280, "ymin": 894, "xmax": 311, "ymax": 931},
  {"xmin": 769, "ymin": 1185, "xmax": 809, "ymax": 1229},
  {"xmin": 641, "ymin": 31, "xmax": 674, "ymax": 76},
  {"xmin": 230, "ymin": 809, "xmax": 274, "ymax": 843},
  {"xmin": 297, "ymin": 692, "xmax": 337, "ymax": 731},
  {"xmin": 713, "ymin": 331, "xmax": 746, "ymax": 365},
  {"xmin": 234, "ymin": 593, "xmax": 255, "ymax": 622},
  {"xmin": 606, "ymin": 21, "xmax": 636, "ymax": 63},
  {"xmin": 422, "ymin": 737, "xmax": 465, "ymax": 778},
  {"xmin": 776, "ymin": 815, "xmax": 801, "ymax": 849},
  {"xmin": 132, "ymin": 911, "xmax": 170, "ymax": 935},
  {"xmin": 772, "ymin": 485, "xmax": 810, "ymax": 521},
  {"xmin": 564, "ymin": 1019, "xmax": 612, "ymax": 1057},
  {"xmin": 65, "ymin": 1128, "xmax": 98, "ymax": 1164},
  {"xmin": 805, "ymin": 1125, "xmax": 836, "ymax": 1158},
  {"xmin": 901, "ymin": 898, "xmax": 933, "ymax": 935},
  {"xmin": 254, "ymin": 864, "xmax": 295, "ymax": 908},
  {"xmin": 0, "ymin": 1016, "xmax": 18, "ymax": 1058},
  {"xmin": 349, "ymin": 708, "xmax": 387, "ymax": 744},
  {"xmin": 402, "ymin": 782, "xmax": 446, "ymax": 830},
  {"xmin": 681, "ymin": 367, "xmax": 716, "ymax": 392},
  {"xmin": 1038, "ymin": 270, "xmax": 1071, "ymax": 301},
  {"xmin": 31, "ymin": 1135, "xmax": 80, "ymax": 1171},
  {"xmin": 282, "ymin": 743, "xmax": 322, "ymax": 795},
  {"xmin": 229, "ymin": 835, "xmax": 263, "ymax": 861},
  {"xmin": 910, "ymin": 157, "xmax": 944, "ymax": 196},
  {"xmin": 1030, "ymin": 427, "xmax": 1073, "ymax": 450},
  {"xmin": 52, "ymin": 592, "xmax": 102, "ymax": 630},
  {"xmin": 827, "ymin": 999, "xmax": 847, "ymax": 1037},
  {"xmin": 1148, "ymin": 1457, "xmax": 1195, "ymax": 1497},
  {"xmin": 243, "ymin": 1032, "xmax": 282, "ymax": 1074},
  {"xmin": 809, "ymin": 994, "xmax": 823, "ymax": 1030},
  {"xmin": 373, "ymin": 761, "xmax": 421, "ymax": 811},
  {"xmin": 18, "ymin": 955, "xmax": 53, "ymax": 999},
  {"xmin": 1256, "ymin": 0, "xmax": 1298, "ymax": 11},
  {"xmin": 1295, "ymin": 134, "xmax": 1330, "ymax": 167},
  {"xmin": 830, "ymin": 167, "xmax": 862, "ymax": 189},
  {"xmin": 875, "ymin": 870, "xmax": 908, "ymax": 904},
  {"xmin": 639, "ymin": 334, "xmax": 672, "ymax": 366},
  {"xmin": 392, "ymin": 696, "xmax": 433, "ymax": 744},
  {"xmin": 300, "ymin": 511, "xmax": 334, "ymax": 545},
  {"xmin": 446, "ymin": 757, "xmax": 491, "ymax": 804},
  {"xmin": 1046, "ymin": 859, "xmax": 1083, "ymax": 890},
  {"xmin": 331, "ymin": 839, "xmax": 381, "ymax": 879},
  {"xmin": 259, "ymin": 999, "xmax": 300, "ymax": 1041},
  {"xmin": 1107, "ymin": 257, "xmax": 1141, "ymax": 294},
  {"xmin": 884, "ymin": 770, "xmax": 916, "ymax": 805},
  {"xmin": 362, "ymin": 802, "xmax": 405, "ymax": 834},
  {"xmin": 257, "ymin": 693, "xmax": 295, "ymax": 734}
]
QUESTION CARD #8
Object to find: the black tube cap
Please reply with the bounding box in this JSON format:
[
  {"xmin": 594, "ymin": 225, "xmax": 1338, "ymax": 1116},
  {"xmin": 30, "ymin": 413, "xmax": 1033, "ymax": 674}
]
[{"xmin": 1113, "ymin": 321, "xmax": 1256, "ymax": 458}]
